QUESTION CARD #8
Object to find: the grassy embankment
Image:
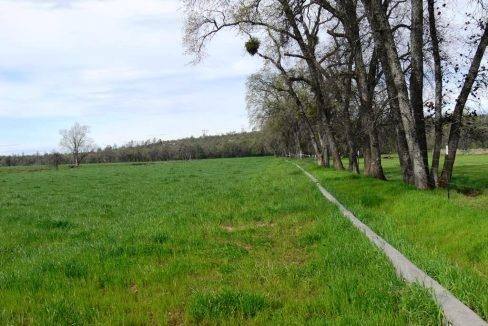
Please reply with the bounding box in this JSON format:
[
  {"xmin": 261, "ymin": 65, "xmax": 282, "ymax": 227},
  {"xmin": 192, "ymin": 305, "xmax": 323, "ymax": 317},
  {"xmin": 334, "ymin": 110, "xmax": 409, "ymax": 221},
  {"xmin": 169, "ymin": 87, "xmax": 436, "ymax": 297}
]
[
  {"xmin": 300, "ymin": 153, "xmax": 488, "ymax": 320},
  {"xmin": 0, "ymin": 158, "xmax": 440, "ymax": 324}
]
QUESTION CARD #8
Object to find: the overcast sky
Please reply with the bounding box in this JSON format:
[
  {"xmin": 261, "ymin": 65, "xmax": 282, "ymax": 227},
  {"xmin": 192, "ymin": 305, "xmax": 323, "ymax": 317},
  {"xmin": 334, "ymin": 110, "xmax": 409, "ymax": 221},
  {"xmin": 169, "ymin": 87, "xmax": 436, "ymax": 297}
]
[
  {"xmin": 0, "ymin": 0, "xmax": 484, "ymax": 155},
  {"xmin": 0, "ymin": 0, "xmax": 261, "ymax": 155}
]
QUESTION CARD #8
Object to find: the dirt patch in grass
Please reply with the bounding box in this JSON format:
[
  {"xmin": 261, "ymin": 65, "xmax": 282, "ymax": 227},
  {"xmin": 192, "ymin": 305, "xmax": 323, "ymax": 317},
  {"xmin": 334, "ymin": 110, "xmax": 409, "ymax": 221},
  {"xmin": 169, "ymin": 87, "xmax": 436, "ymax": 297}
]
[
  {"xmin": 222, "ymin": 225, "xmax": 235, "ymax": 232},
  {"xmin": 221, "ymin": 222, "xmax": 275, "ymax": 233},
  {"xmin": 130, "ymin": 283, "xmax": 139, "ymax": 294},
  {"xmin": 168, "ymin": 309, "xmax": 185, "ymax": 326},
  {"xmin": 236, "ymin": 241, "xmax": 253, "ymax": 251}
]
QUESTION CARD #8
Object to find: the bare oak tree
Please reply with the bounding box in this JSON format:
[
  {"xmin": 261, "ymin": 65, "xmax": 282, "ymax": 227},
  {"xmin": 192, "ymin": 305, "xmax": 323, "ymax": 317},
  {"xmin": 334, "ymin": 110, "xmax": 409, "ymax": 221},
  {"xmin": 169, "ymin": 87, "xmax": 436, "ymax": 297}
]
[
  {"xmin": 184, "ymin": 0, "xmax": 488, "ymax": 190},
  {"xmin": 59, "ymin": 123, "xmax": 95, "ymax": 167}
]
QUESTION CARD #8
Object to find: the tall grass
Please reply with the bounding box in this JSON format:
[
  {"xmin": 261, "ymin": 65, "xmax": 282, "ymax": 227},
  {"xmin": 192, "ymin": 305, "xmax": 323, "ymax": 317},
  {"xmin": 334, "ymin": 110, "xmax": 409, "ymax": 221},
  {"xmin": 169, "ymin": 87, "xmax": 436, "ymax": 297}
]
[
  {"xmin": 301, "ymin": 153, "xmax": 488, "ymax": 319},
  {"xmin": 0, "ymin": 158, "xmax": 441, "ymax": 324}
]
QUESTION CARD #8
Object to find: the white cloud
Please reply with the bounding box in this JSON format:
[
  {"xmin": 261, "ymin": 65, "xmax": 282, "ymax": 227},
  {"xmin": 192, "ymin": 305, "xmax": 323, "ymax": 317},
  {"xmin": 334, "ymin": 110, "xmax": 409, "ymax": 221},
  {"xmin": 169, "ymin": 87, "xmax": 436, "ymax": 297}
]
[{"xmin": 0, "ymin": 0, "xmax": 261, "ymax": 154}]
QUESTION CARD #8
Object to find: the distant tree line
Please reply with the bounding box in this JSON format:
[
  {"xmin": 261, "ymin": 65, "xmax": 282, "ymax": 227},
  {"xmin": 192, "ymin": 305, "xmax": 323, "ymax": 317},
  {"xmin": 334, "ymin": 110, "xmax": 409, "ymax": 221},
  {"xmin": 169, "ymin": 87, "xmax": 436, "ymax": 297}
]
[{"xmin": 0, "ymin": 132, "xmax": 271, "ymax": 167}]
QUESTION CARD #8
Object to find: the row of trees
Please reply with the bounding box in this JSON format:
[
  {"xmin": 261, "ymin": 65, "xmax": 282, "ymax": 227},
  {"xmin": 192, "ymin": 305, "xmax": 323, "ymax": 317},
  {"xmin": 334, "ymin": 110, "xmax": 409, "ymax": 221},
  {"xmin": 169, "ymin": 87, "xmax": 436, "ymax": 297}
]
[
  {"xmin": 2, "ymin": 115, "xmax": 486, "ymax": 167},
  {"xmin": 184, "ymin": 0, "xmax": 488, "ymax": 189},
  {"xmin": 0, "ymin": 131, "xmax": 270, "ymax": 167},
  {"xmin": 0, "ymin": 114, "xmax": 488, "ymax": 166}
]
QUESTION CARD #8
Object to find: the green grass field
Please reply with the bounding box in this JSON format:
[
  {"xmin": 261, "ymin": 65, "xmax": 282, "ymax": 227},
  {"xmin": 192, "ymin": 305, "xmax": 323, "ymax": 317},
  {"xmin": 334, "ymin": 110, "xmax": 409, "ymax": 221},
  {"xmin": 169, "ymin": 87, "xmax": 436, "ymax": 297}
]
[
  {"xmin": 301, "ymin": 153, "xmax": 488, "ymax": 320},
  {"xmin": 0, "ymin": 158, "xmax": 443, "ymax": 325}
]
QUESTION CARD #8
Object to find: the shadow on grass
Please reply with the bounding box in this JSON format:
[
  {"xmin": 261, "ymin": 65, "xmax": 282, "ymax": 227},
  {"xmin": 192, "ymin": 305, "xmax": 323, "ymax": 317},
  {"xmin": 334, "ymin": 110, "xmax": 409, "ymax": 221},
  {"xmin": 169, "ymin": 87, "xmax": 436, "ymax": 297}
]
[{"xmin": 451, "ymin": 164, "xmax": 488, "ymax": 191}]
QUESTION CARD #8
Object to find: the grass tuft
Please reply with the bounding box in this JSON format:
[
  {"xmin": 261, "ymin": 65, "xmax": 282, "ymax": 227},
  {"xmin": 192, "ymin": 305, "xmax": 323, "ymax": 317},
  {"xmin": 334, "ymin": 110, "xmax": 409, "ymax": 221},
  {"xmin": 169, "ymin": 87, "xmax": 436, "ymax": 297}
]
[
  {"xmin": 64, "ymin": 260, "xmax": 88, "ymax": 279},
  {"xmin": 38, "ymin": 219, "xmax": 72, "ymax": 229},
  {"xmin": 152, "ymin": 232, "xmax": 170, "ymax": 244},
  {"xmin": 359, "ymin": 193, "xmax": 384, "ymax": 207},
  {"xmin": 188, "ymin": 290, "xmax": 268, "ymax": 321}
]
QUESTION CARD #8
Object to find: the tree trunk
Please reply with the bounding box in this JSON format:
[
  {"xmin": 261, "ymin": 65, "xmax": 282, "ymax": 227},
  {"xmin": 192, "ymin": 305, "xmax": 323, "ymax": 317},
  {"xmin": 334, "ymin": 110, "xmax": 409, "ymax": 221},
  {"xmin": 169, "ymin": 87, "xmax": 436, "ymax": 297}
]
[
  {"xmin": 319, "ymin": 131, "xmax": 331, "ymax": 168},
  {"xmin": 338, "ymin": 67, "xmax": 360, "ymax": 174},
  {"xmin": 439, "ymin": 23, "xmax": 488, "ymax": 186},
  {"xmin": 271, "ymin": 62, "xmax": 326, "ymax": 170},
  {"xmin": 314, "ymin": 148, "xmax": 324, "ymax": 166},
  {"xmin": 73, "ymin": 151, "xmax": 79, "ymax": 166},
  {"xmin": 324, "ymin": 143, "xmax": 331, "ymax": 168},
  {"xmin": 363, "ymin": 142, "xmax": 372, "ymax": 176},
  {"xmin": 312, "ymin": 135, "xmax": 326, "ymax": 167},
  {"xmin": 281, "ymin": 0, "xmax": 344, "ymax": 171},
  {"xmin": 409, "ymin": 0, "xmax": 430, "ymax": 175},
  {"xmin": 318, "ymin": 131, "xmax": 330, "ymax": 167},
  {"xmin": 311, "ymin": 72, "xmax": 344, "ymax": 171},
  {"xmin": 294, "ymin": 129, "xmax": 303, "ymax": 159},
  {"xmin": 345, "ymin": 126, "xmax": 359, "ymax": 174},
  {"xmin": 297, "ymin": 110, "xmax": 324, "ymax": 167},
  {"xmin": 377, "ymin": 38, "xmax": 415, "ymax": 184},
  {"xmin": 396, "ymin": 125, "xmax": 415, "ymax": 184},
  {"xmin": 338, "ymin": 0, "xmax": 385, "ymax": 180},
  {"xmin": 362, "ymin": 0, "xmax": 431, "ymax": 189},
  {"xmin": 361, "ymin": 130, "xmax": 372, "ymax": 176},
  {"xmin": 427, "ymin": 0, "xmax": 444, "ymax": 186},
  {"xmin": 321, "ymin": 111, "xmax": 344, "ymax": 170},
  {"xmin": 367, "ymin": 125, "xmax": 386, "ymax": 179},
  {"xmin": 313, "ymin": 87, "xmax": 344, "ymax": 170}
]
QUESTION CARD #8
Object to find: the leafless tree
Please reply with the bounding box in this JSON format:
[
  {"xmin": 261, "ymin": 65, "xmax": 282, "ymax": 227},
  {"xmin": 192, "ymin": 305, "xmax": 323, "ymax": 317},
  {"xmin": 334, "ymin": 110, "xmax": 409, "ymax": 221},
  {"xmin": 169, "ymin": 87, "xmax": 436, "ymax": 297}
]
[
  {"xmin": 439, "ymin": 8, "xmax": 488, "ymax": 186},
  {"xmin": 59, "ymin": 123, "xmax": 95, "ymax": 167},
  {"xmin": 426, "ymin": 0, "xmax": 444, "ymax": 186},
  {"xmin": 184, "ymin": 0, "xmax": 488, "ymax": 190}
]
